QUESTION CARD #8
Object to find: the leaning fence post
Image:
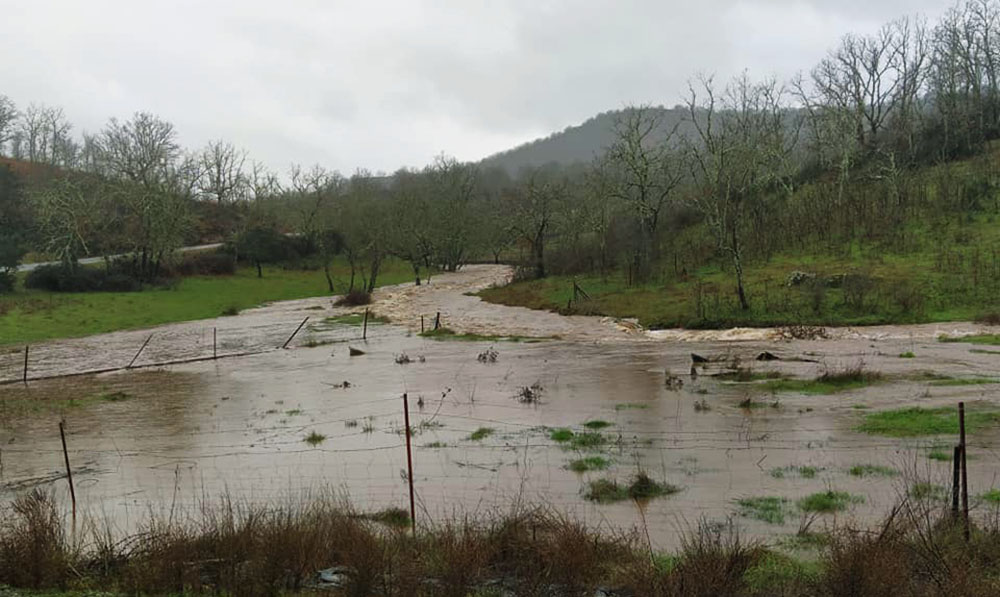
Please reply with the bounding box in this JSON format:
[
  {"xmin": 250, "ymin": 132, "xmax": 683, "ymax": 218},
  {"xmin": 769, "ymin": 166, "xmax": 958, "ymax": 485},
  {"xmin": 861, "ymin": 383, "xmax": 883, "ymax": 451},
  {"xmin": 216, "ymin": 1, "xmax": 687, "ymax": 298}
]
[
  {"xmin": 59, "ymin": 421, "xmax": 76, "ymax": 523},
  {"xmin": 22, "ymin": 346, "xmax": 29, "ymax": 385},
  {"xmin": 403, "ymin": 393, "xmax": 416, "ymax": 537},
  {"xmin": 281, "ymin": 317, "xmax": 310, "ymax": 349},
  {"xmin": 959, "ymin": 402, "xmax": 970, "ymax": 541},
  {"xmin": 434, "ymin": 312, "xmax": 441, "ymax": 331},
  {"xmin": 127, "ymin": 334, "xmax": 154, "ymax": 369},
  {"xmin": 363, "ymin": 309, "xmax": 369, "ymax": 340}
]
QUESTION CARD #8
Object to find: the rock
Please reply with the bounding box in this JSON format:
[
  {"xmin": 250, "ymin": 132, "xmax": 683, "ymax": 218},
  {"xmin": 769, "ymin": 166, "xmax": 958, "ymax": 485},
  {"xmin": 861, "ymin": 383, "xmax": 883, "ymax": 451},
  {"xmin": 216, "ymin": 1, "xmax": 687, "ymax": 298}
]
[
  {"xmin": 691, "ymin": 353, "xmax": 709, "ymax": 363},
  {"xmin": 756, "ymin": 351, "xmax": 780, "ymax": 361},
  {"xmin": 349, "ymin": 347, "xmax": 365, "ymax": 356}
]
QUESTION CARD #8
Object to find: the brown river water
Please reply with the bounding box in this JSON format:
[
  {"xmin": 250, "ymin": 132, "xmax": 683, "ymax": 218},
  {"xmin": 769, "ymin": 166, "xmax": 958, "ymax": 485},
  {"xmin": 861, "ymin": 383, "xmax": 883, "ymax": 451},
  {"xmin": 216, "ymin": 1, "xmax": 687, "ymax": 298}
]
[{"xmin": 1, "ymin": 265, "xmax": 999, "ymax": 551}]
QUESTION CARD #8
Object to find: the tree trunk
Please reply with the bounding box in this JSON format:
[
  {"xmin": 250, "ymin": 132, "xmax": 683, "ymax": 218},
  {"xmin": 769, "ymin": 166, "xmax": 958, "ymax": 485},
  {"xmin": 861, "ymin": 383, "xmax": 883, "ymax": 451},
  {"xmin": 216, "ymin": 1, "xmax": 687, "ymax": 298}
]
[
  {"xmin": 731, "ymin": 228, "xmax": 749, "ymax": 310},
  {"xmin": 324, "ymin": 262, "xmax": 334, "ymax": 293},
  {"xmin": 255, "ymin": 260, "xmax": 262, "ymax": 279},
  {"xmin": 533, "ymin": 238, "xmax": 545, "ymax": 279},
  {"xmin": 412, "ymin": 262, "xmax": 421, "ymax": 286}
]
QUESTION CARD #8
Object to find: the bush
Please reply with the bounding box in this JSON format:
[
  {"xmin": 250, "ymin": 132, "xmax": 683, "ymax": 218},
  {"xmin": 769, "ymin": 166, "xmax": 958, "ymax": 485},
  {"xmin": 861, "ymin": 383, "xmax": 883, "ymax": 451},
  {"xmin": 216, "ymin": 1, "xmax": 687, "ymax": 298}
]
[
  {"xmin": 169, "ymin": 251, "xmax": 236, "ymax": 277},
  {"xmin": 25, "ymin": 264, "xmax": 142, "ymax": 293},
  {"xmin": 0, "ymin": 271, "xmax": 14, "ymax": 293},
  {"xmin": 336, "ymin": 289, "xmax": 371, "ymax": 306}
]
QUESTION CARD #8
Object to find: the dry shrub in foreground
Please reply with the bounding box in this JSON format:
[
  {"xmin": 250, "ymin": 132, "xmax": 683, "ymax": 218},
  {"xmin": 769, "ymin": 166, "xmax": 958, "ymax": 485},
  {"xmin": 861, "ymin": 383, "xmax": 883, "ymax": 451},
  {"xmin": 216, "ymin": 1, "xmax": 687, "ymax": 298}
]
[{"xmin": 5, "ymin": 490, "xmax": 1000, "ymax": 595}]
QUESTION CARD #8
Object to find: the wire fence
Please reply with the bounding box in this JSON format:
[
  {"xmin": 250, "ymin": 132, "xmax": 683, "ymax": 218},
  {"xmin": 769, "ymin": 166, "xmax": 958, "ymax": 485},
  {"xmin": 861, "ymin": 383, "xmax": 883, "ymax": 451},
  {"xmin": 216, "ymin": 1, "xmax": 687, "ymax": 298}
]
[{"xmin": 0, "ymin": 308, "xmax": 404, "ymax": 385}]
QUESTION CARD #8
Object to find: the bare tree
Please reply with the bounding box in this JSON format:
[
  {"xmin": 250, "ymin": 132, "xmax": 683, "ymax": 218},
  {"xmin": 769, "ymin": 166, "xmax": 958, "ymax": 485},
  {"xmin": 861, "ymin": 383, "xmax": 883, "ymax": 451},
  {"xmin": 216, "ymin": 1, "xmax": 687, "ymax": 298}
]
[
  {"xmin": 508, "ymin": 167, "xmax": 566, "ymax": 279},
  {"xmin": 684, "ymin": 74, "xmax": 796, "ymax": 311},
  {"xmin": 97, "ymin": 112, "xmax": 179, "ymax": 187},
  {"xmin": 199, "ymin": 140, "xmax": 247, "ymax": 203},
  {"xmin": 249, "ymin": 161, "xmax": 282, "ymax": 202},
  {"xmin": 289, "ymin": 163, "xmax": 342, "ymax": 244},
  {"xmin": 603, "ymin": 105, "xmax": 683, "ymax": 279},
  {"xmin": 43, "ymin": 106, "xmax": 72, "ymax": 166},
  {"xmin": 18, "ymin": 104, "xmax": 48, "ymax": 162},
  {"xmin": 426, "ymin": 155, "xmax": 478, "ymax": 272},
  {"xmin": 0, "ymin": 95, "xmax": 17, "ymax": 156}
]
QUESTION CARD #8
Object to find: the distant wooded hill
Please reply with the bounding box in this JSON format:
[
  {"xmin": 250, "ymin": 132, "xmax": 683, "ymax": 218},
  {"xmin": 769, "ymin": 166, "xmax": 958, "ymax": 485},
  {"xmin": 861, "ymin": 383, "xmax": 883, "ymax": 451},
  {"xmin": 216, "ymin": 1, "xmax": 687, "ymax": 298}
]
[{"xmin": 479, "ymin": 106, "xmax": 690, "ymax": 175}]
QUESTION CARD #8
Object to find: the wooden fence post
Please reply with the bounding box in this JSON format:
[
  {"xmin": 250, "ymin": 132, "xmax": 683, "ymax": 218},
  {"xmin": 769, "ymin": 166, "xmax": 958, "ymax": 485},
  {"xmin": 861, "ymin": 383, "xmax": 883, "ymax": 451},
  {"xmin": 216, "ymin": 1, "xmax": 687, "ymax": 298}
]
[
  {"xmin": 127, "ymin": 334, "xmax": 154, "ymax": 369},
  {"xmin": 22, "ymin": 346, "xmax": 28, "ymax": 385},
  {"xmin": 281, "ymin": 317, "xmax": 310, "ymax": 349},
  {"xmin": 59, "ymin": 421, "xmax": 76, "ymax": 523},
  {"xmin": 403, "ymin": 393, "xmax": 416, "ymax": 537},
  {"xmin": 213, "ymin": 327, "xmax": 218, "ymax": 360},
  {"xmin": 363, "ymin": 309, "xmax": 369, "ymax": 340},
  {"xmin": 952, "ymin": 444, "xmax": 962, "ymax": 518},
  {"xmin": 959, "ymin": 402, "xmax": 970, "ymax": 541}
]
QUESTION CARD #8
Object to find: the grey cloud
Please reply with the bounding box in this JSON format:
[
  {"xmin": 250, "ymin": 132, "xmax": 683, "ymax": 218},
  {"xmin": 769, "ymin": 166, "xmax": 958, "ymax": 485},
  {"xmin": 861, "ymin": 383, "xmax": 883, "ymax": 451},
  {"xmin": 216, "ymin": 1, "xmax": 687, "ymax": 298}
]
[{"xmin": 0, "ymin": 0, "xmax": 955, "ymax": 173}]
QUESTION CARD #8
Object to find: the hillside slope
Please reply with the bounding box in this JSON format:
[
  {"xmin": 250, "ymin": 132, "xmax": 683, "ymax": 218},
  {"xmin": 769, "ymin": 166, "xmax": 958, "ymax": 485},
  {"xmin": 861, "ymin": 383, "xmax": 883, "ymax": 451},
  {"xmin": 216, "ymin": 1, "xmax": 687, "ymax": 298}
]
[{"xmin": 480, "ymin": 106, "xmax": 688, "ymax": 175}]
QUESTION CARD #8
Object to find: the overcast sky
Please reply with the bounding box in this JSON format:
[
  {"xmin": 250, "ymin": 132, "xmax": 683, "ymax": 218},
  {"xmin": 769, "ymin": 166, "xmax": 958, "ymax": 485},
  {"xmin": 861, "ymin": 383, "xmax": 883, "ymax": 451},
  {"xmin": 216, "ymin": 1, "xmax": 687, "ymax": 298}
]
[{"xmin": 1, "ymin": 0, "xmax": 950, "ymax": 175}]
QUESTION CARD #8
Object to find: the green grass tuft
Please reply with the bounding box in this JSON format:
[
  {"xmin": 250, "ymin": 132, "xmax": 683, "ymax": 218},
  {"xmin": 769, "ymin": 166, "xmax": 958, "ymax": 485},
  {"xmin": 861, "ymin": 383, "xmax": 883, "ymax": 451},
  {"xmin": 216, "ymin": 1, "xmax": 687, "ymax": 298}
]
[
  {"xmin": 797, "ymin": 491, "xmax": 864, "ymax": 513},
  {"xmin": 770, "ymin": 465, "xmax": 823, "ymax": 479},
  {"xmin": 582, "ymin": 420, "xmax": 613, "ymax": 430},
  {"xmin": 614, "ymin": 402, "xmax": 649, "ymax": 411},
  {"xmin": 550, "ymin": 428, "xmax": 574, "ymax": 442},
  {"xmin": 940, "ymin": 334, "xmax": 1000, "ymax": 345},
  {"xmin": 848, "ymin": 464, "xmax": 899, "ymax": 477},
  {"xmin": 737, "ymin": 496, "xmax": 791, "ymax": 524},
  {"xmin": 469, "ymin": 427, "xmax": 494, "ymax": 441},
  {"xmin": 304, "ymin": 431, "xmax": 326, "ymax": 446},
  {"xmin": 584, "ymin": 473, "xmax": 679, "ymax": 503},
  {"xmin": 567, "ymin": 456, "xmax": 611, "ymax": 473},
  {"xmin": 900, "ymin": 351, "xmax": 916, "ymax": 358},
  {"xmin": 980, "ymin": 489, "xmax": 1000, "ymax": 504}
]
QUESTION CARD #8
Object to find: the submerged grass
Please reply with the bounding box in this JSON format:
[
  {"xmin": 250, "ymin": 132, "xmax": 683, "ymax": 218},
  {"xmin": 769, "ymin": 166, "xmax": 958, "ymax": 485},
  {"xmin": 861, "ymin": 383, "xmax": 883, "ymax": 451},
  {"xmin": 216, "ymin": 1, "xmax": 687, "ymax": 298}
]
[
  {"xmin": 584, "ymin": 473, "xmax": 679, "ymax": 503},
  {"xmin": 797, "ymin": 491, "xmax": 864, "ymax": 513},
  {"xmin": 857, "ymin": 406, "xmax": 1000, "ymax": 437},
  {"xmin": 418, "ymin": 327, "xmax": 547, "ymax": 342},
  {"xmin": 761, "ymin": 363, "xmax": 881, "ymax": 395},
  {"xmin": 567, "ymin": 456, "xmax": 611, "ymax": 473},
  {"xmin": 848, "ymin": 464, "xmax": 899, "ymax": 477},
  {"xmin": 468, "ymin": 427, "xmax": 494, "ymax": 441},
  {"xmin": 304, "ymin": 431, "xmax": 326, "ymax": 446},
  {"xmin": 770, "ymin": 466, "xmax": 823, "ymax": 479},
  {"xmin": 940, "ymin": 334, "xmax": 1000, "ymax": 346},
  {"xmin": 737, "ymin": 496, "xmax": 791, "ymax": 524}
]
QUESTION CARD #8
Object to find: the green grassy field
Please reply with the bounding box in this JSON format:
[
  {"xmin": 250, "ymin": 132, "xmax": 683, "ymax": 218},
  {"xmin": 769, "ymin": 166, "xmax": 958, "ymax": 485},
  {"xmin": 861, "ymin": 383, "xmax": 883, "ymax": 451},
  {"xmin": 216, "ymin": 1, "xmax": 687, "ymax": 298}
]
[
  {"xmin": 479, "ymin": 221, "xmax": 1000, "ymax": 329},
  {"xmin": 0, "ymin": 259, "xmax": 412, "ymax": 346}
]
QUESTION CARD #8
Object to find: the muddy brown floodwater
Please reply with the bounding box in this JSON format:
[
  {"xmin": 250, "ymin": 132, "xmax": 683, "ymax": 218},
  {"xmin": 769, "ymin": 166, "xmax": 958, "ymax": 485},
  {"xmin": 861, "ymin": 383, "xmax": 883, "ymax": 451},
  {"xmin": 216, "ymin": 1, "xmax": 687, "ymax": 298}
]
[{"xmin": 2, "ymin": 264, "xmax": 1000, "ymax": 551}]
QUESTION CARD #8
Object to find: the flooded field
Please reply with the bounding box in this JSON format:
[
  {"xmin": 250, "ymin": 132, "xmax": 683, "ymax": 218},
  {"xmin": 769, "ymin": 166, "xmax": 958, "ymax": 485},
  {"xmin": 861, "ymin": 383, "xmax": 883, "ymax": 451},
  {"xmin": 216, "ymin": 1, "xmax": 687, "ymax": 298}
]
[{"xmin": 2, "ymin": 265, "xmax": 1000, "ymax": 551}]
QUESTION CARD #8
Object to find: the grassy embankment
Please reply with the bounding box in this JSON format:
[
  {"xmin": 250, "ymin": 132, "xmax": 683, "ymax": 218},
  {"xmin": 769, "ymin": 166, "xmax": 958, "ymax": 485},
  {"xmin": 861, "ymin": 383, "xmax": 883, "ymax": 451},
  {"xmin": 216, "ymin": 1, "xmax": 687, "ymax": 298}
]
[
  {"xmin": 480, "ymin": 151, "xmax": 1000, "ymax": 329},
  {"xmin": 0, "ymin": 258, "xmax": 412, "ymax": 346}
]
